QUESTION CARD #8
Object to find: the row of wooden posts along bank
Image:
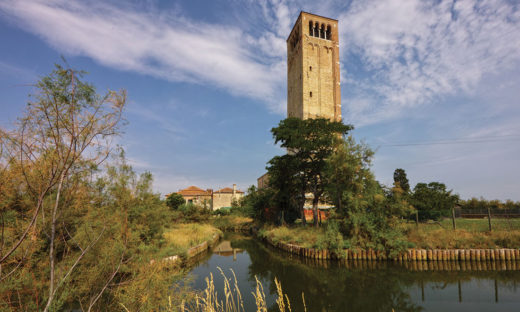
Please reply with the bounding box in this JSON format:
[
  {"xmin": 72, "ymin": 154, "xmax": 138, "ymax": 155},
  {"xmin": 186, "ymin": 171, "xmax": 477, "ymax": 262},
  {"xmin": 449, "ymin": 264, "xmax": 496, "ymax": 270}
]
[
  {"xmin": 285, "ymin": 256, "xmax": 520, "ymax": 272},
  {"xmin": 265, "ymin": 237, "xmax": 520, "ymax": 262}
]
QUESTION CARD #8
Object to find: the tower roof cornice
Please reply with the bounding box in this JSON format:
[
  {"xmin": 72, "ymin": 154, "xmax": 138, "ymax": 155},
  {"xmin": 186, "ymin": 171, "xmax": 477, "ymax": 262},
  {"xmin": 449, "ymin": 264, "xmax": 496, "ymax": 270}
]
[{"xmin": 286, "ymin": 11, "xmax": 338, "ymax": 42}]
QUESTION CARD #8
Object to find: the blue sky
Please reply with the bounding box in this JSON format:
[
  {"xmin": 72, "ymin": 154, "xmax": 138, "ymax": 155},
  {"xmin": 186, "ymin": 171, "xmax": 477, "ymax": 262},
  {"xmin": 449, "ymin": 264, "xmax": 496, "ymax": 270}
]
[{"xmin": 1, "ymin": 0, "xmax": 519, "ymax": 200}]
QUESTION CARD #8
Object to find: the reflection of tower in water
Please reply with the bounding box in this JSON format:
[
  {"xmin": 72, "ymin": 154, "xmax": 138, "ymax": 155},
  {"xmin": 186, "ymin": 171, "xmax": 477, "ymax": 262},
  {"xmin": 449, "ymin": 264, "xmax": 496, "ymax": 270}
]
[{"xmin": 213, "ymin": 240, "xmax": 243, "ymax": 261}]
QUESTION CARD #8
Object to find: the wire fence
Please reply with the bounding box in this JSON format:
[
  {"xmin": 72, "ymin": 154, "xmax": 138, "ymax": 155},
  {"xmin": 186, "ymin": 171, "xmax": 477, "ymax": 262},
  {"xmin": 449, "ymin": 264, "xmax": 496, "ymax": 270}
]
[{"xmin": 455, "ymin": 208, "xmax": 520, "ymax": 219}]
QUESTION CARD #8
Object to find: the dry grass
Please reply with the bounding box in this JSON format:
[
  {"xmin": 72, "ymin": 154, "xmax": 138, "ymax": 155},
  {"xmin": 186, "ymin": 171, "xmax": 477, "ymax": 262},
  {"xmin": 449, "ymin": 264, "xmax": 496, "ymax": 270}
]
[
  {"xmin": 437, "ymin": 218, "xmax": 520, "ymax": 232},
  {"xmin": 261, "ymin": 226, "xmax": 327, "ymax": 249},
  {"xmin": 173, "ymin": 268, "xmax": 306, "ymax": 312},
  {"xmin": 404, "ymin": 218, "xmax": 520, "ymax": 249},
  {"xmin": 262, "ymin": 219, "xmax": 520, "ymax": 251},
  {"xmin": 163, "ymin": 223, "xmax": 221, "ymax": 254},
  {"xmin": 211, "ymin": 215, "xmax": 254, "ymax": 231}
]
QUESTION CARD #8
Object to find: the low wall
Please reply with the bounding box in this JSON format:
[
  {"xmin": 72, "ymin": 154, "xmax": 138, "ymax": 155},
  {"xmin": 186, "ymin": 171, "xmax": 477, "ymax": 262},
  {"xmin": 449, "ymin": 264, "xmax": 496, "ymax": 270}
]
[
  {"xmin": 186, "ymin": 233, "xmax": 221, "ymax": 258},
  {"xmin": 264, "ymin": 236, "xmax": 520, "ymax": 263},
  {"xmin": 152, "ymin": 232, "xmax": 221, "ymax": 265}
]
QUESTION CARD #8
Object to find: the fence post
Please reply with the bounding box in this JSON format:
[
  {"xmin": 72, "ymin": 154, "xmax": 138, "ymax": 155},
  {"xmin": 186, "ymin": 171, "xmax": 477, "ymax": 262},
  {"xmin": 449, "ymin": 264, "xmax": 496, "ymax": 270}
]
[
  {"xmin": 415, "ymin": 211, "xmax": 419, "ymax": 227},
  {"xmin": 487, "ymin": 207, "xmax": 492, "ymax": 232},
  {"xmin": 451, "ymin": 206, "xmax": 456, "ymax": 230}
]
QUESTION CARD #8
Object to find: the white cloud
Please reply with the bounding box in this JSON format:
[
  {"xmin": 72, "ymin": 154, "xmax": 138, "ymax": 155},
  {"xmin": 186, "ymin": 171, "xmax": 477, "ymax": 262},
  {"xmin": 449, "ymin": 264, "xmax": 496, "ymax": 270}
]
[
  {"xmin": 0, "ymin": 0, "xmax": 287, "ymax": 112},
  {"xmin": 340, "ymin": 0, "xmax": 520, "ymax": 126}
]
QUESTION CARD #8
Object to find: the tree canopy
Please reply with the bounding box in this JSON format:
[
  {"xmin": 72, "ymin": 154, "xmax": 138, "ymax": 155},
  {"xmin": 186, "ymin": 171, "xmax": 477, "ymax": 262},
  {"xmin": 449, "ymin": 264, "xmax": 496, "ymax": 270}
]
[
  {"xmin": 166, "ymin": 193, "xmax": 185, "ymax": 210},
  {"xmin": 411, "ymin": 182, "xmax": 459, "ymax": 220},
  {"xmin": 269, "ymin": 117, "xmax": 353, "ymax": 226},
  {"xmin": 393, "ymin": 168, "xmax": 410, "ymax": 193}
]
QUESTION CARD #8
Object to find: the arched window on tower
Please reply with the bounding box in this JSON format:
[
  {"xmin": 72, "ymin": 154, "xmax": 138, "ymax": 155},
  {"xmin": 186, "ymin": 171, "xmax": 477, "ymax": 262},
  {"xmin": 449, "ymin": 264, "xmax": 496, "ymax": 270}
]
[
  {"xmin": 326, "ymin": 25, "xmax": 332, "ymax": 40},
  {"xmin": 309, "ymin": 21, "xmax": 314, "ymax": 36},
  {"xmin": 320, "ymin": 24, "xmax": 325, "ymax": 39},
  {"xmin": 314, "ymin": 22, "xmax": 319, "ymax": 38}
]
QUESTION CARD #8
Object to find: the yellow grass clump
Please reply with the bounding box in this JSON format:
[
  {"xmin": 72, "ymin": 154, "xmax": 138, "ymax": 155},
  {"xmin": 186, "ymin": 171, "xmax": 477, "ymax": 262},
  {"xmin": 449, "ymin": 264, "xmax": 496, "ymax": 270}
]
[{"xmin": 163, "ymin": 223, "xmax": 221, "ymax": 253}]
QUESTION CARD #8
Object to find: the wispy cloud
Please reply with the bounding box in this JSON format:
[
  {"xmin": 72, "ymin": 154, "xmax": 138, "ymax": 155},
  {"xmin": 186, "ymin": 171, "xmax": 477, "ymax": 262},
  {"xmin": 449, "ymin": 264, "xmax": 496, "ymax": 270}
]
[
  {"xmin": 340, "ymin": 0, "xmax": 520, "ymax": 126},
  {"xmin": 0, "ymin": 0, "xmax": 287, "ymax": 112},
  {"xmin": 125, "ymin": 101, "xmax": 185, "ymax": 140},
  {"xmin": 0, "ymin": 61, "xmax": 37, "ymax": 82}
]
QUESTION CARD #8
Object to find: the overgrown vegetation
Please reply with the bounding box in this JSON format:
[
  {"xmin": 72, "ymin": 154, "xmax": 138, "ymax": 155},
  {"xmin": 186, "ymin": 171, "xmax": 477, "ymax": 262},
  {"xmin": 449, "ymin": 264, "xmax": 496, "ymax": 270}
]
[
  {"xmin": 0, "ymin": 64, "xmax": 215, "ymax": 311},
  {"xmin": 174, "ymin": 268, "xmax": 305, "ymax": 312},
  {"xmin": 247, "ymin": 117, "xmax": 520, "ymax": 254},
  {"xmin": 163, "ymin": 223, "xmax": 221, "ymax": 255},
  {"xmin": 403, "ymin": 219, "xmax": 520, "ymax": 249}
]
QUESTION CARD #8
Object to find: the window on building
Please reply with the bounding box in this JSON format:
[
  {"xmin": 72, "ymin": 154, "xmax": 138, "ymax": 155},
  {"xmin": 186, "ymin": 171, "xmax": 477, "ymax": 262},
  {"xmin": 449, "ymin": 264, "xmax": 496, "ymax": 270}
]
[
  {"xmin": 310, "ymin": 91, "xmax": 313, "ymax": 97},
  {"xmin": 326, "ymin": 25, "xmax": 332, "ymax": 40},
  {"xmin": 309, "ymin": 21, "xmax": 314, "ymax": 36}
]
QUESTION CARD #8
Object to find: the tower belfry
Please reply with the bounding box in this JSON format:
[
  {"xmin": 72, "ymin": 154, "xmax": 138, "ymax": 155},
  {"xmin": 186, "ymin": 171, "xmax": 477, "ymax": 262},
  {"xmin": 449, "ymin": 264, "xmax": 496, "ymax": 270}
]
[{"xmin": 286, "ymin": 12, "xmax": 341, "ymax": 121}]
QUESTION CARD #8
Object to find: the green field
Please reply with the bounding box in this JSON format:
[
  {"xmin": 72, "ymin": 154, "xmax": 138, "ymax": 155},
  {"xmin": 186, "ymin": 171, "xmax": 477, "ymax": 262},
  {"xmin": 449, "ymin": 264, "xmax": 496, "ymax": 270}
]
[
  {"xmin": 417, "ymin": 218, "xmax": 520, "ymax": 232},
  {"xmin": 405, "ymin": 218, "xmax": 520, "ymax": 249}
]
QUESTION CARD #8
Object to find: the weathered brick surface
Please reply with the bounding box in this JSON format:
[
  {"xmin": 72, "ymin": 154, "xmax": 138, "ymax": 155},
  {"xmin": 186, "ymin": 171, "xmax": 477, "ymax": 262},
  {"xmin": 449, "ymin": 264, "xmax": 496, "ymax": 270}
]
[{"xmin": 287, "ymin": 12, "xmax": 341, "ymax": 122}]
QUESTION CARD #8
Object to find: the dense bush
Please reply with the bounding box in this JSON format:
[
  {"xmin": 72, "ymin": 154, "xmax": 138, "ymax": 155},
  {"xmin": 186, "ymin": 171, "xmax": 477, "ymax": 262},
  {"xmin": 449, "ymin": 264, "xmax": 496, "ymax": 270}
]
[
  {"xmin": 176, "ymin": 202, "xmax": 211, "ymax": 222},
  {"xmin": 166, "ymin": 192, "xmax": 185, "ymax": 210},
  {"xmin": 411, "ymin": 182, "xmax": 458, "ymax": 221},
  {"xmin": 239, "ymin": 185, "xmax": 276, "ymax": 222}
]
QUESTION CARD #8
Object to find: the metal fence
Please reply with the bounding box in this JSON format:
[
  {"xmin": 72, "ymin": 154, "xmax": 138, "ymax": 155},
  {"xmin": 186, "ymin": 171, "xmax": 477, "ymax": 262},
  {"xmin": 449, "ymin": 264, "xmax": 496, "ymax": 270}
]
[{"xmin": 455, "ymin": 208, "xmax": 520, "ymax": 218}]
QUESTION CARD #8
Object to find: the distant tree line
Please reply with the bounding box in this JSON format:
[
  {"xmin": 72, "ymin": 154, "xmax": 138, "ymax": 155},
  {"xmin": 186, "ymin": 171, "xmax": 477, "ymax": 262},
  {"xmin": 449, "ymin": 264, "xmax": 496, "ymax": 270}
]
[{"xmin": 458, "ymin": 197, "xmax": 520, "ymax": 211}]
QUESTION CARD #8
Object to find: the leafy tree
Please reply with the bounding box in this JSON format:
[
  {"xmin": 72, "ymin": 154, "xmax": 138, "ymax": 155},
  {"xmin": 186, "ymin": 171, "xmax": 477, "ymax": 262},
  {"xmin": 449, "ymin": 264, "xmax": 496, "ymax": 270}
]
[
  {"xmin": 0, "ymin": 64, "xmax": 196, "ymax": 310},
  {"xmin": 0, "ymin": 63, "xmax": 125, "ymax": 311},
  {"xmin": 324, "ymin": 136, "xmax": 374, "ymax": 214},
  {"xmin": 324, "ymin": 136, "xmax": 411, "ymax": 252},
  {"xmin": 411, "ymin": 182, "xmax": 459, "ymax": 221},
  {"xmin": 166, "ymin": 193, "xmax": 185, "ymax": 210},
  {"xmin": 270, "ymin": 117, "xmax": 352, "ymax": 227},
  {"xmin": 393, "ymin": 168, "xmax": 410, "ymax": 193},
  {"xmin": 240, "ymin": 185, "xmax": 275, "ymax": 222},
  {"xmin": 266, "ymin": 154, "xmax": 305, "ymax": 224}
]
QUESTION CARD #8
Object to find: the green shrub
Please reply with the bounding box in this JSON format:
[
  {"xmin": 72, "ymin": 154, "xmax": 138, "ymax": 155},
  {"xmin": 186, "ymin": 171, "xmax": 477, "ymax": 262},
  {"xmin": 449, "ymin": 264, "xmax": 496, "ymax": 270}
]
[
  {"xmin": 165, "ymin": 193, "xmax": 185, "ymax": 210},
  {"xmin": 177, "ymin": 203, "xmax": 211, "ymax": 222},
  {"xmin": 324, "ymin": 219, "xmax": 344, "ymax": 253}
]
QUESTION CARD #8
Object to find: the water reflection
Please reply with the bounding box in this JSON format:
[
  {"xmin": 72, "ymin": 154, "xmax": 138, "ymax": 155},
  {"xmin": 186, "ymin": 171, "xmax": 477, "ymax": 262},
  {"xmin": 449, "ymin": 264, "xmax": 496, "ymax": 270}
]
[
  {"xmin": 213, "ymin": 240, "xmax": 244, "ymax": 260},
  {"xmin": 188, "ymin": 233, "xmax": 520, "ymax": 312}
]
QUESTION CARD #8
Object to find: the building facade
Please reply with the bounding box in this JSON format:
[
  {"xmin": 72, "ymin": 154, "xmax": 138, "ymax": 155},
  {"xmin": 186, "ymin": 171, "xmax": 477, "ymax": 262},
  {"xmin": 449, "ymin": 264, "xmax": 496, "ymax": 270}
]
[
  {"xmin": 212, "ymin": 185, "xmax": 244, "ymax": 210},
  {"xmin": 175, "ymin": 184, "xmax": 244, "ymax": 210},
  {"xmin": 287, "ymin": 11, "xmax": 341, "ymax": 122}
]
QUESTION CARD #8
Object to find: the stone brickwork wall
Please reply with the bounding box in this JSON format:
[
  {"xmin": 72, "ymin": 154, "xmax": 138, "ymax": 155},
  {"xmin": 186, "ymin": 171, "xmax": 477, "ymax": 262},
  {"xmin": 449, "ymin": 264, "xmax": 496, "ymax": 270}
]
[
  {"xmin": 212, "ymin": 192, "xmax": 243, "ymax": 210},
  {"xmin": 287, "ymin": 12, "xmax": 341, "ymax": 122}
]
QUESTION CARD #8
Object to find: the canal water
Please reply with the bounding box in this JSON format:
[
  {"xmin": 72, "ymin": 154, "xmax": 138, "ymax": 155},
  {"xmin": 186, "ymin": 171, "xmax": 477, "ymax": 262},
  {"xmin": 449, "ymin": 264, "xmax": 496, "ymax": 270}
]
[{"xmin": 188, "ymin": 232, "xmax": 520, "ymax": 311}]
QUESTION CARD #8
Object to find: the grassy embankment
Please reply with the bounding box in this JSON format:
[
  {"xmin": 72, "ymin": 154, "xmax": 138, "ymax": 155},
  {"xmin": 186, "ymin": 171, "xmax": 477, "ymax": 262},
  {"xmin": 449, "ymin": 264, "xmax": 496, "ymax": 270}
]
[
  {"xmin": 261, "ymin": 218, "xmax": 520, "ymax": 250},
  {"xmin": 405, "ymin": 218, "xmax": 520, "ymax": 249},
  {"xmin": 163, "ymin": 223, "xmax": 222, "ymax": 256},
  {"xmin": 211, "ymin": 215, "xmax": 254, "ymax": 231}
]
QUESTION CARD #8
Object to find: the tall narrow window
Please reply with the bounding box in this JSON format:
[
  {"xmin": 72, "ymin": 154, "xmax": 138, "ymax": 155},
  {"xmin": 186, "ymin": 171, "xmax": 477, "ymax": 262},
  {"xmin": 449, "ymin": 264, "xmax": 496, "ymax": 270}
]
[
  {"xmin": 326, "ymin": 25, "xmax": 331, "ymax": 40},
  {"xmin": 309, "ymin": 21, "xmax": 314, "ymax": 36},
  {"xmin": 320, "ymin": 24, "xmax": 325, "ymax": 39},
  {"xmin": 310, "ymin": 91, "xmax": 313, "ymax": 97},
  {"xmin": 314, "ymin": 22, "xmax": 319, "ymax": 37}
]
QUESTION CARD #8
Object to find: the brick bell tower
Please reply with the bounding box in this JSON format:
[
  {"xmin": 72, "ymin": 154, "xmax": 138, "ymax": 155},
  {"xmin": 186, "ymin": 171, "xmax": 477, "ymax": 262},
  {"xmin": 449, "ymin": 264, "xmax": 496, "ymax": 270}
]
[{"xmin": 286, "ymin": 11, "xmax": 341, "ymax": 121}]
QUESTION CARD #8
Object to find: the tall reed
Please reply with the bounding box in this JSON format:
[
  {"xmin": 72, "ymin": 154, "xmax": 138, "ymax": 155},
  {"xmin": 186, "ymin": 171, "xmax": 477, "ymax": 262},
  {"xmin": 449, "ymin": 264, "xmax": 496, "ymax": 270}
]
[{"xmin": 179, "ymin": 268, "xmax": 306, "ymax": 312}]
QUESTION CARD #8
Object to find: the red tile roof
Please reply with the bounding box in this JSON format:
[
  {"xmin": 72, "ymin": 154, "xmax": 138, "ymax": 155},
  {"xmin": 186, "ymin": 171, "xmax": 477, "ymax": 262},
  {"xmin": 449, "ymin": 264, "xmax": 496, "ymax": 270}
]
[
  {"xmin": 177, "ymin": 186, "xmax": 212, "ymax": 196},
  {"xmin": 215, "ymin": 187, "xmax": 244, "ymax": 194}
]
